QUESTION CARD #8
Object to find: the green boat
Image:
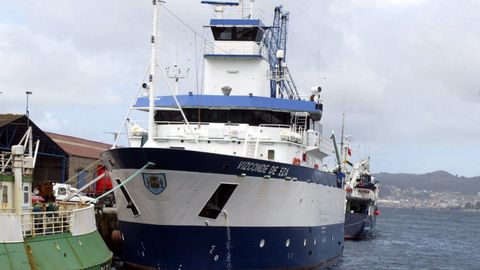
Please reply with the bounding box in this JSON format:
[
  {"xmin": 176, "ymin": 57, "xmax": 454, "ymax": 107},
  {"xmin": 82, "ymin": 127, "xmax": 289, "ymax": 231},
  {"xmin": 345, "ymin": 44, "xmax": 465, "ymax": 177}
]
[{"xmin": 0, "ymin": 128, "xmax": 112, "ymax": 270}]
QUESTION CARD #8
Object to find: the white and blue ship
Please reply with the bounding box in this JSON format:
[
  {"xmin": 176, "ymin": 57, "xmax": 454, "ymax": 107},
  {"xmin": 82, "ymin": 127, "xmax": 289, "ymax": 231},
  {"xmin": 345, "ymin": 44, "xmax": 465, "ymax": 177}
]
[
  {"xmin": 344, "ymin": 158, "xmax": 380, "ymax": 240},
  {"xmin": 101, "ymin": 1, "xmax": 346, "ymax": 269}
]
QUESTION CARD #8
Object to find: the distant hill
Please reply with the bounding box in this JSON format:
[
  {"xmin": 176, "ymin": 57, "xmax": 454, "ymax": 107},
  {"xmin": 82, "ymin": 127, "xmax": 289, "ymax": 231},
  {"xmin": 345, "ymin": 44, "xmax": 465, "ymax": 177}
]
[{"xmin": 373, "ymin": 171, "xmax": 480, "ymax": 196}]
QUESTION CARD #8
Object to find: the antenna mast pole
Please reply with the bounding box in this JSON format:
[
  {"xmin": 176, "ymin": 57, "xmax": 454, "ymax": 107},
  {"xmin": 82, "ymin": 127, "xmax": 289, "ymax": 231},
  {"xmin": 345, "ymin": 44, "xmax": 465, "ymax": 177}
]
[
  {"xmin": 239, "ymin": 0, "xmax": 244, "ymax": 18},
  {"xmin": 147, "ymin": 0, "xmax": 163, "ymax": 145},
  {"xmin": 167, "ymin": 65, "xmax": 189, "ymax": 95},
  {"xmin": 340, "ymin": 112, "xmax": 345, "ymax": 164},
  {"xmin": 249, "ymin": 0, "xmax": 254, "ymax": 18}
]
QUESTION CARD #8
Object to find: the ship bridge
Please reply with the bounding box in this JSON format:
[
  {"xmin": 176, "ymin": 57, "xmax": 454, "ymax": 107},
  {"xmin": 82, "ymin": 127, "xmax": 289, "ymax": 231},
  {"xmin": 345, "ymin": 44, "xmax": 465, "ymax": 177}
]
[
  {"xmin": 202, "ymin": 3, "xmax": 272, "ymax": 98},
  {"xmin": 204, "ymin": 18, "xmax": 267, "ymax": 58}
]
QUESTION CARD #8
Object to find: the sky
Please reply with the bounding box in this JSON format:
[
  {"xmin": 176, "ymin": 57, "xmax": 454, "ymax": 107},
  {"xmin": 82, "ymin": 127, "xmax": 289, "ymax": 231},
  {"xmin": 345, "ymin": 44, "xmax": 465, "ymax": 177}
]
[{"xmin": 1, "ymin": 0, "xmax": 479, "ymax": 177}]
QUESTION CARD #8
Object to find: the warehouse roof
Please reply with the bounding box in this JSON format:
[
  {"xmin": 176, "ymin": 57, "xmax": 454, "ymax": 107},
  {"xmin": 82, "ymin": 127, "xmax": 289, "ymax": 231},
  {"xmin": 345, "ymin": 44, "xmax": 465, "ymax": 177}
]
[
  {"xmin": 0, "ymin": 114, "xmax": 23, "ymax": 128},
  {"xmin": 45, "ymin": 132, "xmax": 111, "ymax": 159}
]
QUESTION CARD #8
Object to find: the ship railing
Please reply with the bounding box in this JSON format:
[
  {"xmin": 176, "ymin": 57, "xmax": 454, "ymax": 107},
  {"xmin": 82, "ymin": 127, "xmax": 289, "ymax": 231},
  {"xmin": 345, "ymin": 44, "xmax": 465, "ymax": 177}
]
[
  {"xmin": 0, "ymin": 208, "xmax": 14, "ymax": 214},
  {"xmin": 259, "ymin": 124, "xmax": 291, "ymax": 129},
  {"xmin": 128, "ymin": 120, "xmax": 302, "ymax": 144},
  {"xmin": 352, "ymin": 188, "xmax": 375, "ymax": 200},
  {"xmin": 20, "ymin": 209, "xmax": 74, "ymax": 238},
  {"xmin": 204, "ymin": 42, "xmax": 269, "ymax": 59}
]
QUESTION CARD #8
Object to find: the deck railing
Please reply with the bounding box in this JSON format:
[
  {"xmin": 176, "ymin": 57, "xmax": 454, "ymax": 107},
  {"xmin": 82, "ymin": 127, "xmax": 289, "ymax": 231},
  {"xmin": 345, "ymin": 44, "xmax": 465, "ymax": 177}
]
[{"xmin": 20, "ymin": 210, "xmax": 74, "ymax": 238}]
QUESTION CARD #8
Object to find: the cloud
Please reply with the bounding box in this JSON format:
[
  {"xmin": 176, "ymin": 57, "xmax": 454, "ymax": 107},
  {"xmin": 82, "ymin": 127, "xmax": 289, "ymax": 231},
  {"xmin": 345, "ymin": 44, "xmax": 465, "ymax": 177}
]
[
  {"xmin": 0, "ymin": 24, "xmax": 128, "ymax": 108},
  {"xmin": 36, "ymin": 112, "xmax": 69, "ymax": 133},
  {"xmin": 0, "ymin": 0, "xmax": 479, "ymax": 176},
  {"xmin": 382, "ymin": 0, "xmax": 430, "ymax": 7}
]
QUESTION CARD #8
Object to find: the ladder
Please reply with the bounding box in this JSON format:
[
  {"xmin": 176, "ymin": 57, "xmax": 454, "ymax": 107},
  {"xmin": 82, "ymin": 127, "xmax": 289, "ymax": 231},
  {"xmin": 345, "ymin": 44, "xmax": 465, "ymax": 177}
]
[
  {"xmin": 294, "ymin": 113, "xmax": 308, "ymax": 133},
  {"xmin": 242, "ymin": 127, "xmax": 261, "ymax": 158}
]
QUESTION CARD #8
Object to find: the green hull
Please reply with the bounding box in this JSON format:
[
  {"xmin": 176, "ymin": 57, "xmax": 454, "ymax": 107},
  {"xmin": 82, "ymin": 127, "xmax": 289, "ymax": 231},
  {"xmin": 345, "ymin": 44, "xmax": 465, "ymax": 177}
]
[{"xmin": 0, "ymin": 231, "xmax": 112, "ymax": 270}]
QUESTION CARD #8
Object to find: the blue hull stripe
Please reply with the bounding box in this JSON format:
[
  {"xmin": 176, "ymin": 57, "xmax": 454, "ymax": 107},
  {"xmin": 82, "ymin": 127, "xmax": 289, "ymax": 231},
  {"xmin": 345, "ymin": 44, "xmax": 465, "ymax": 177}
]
[
  {"xmin": 119, "ymin": 221, "xmax": 344, "ymax": 270},
  {"xmin": 101, "ymin": 148, "xmax": 342, "ymax": 187}
]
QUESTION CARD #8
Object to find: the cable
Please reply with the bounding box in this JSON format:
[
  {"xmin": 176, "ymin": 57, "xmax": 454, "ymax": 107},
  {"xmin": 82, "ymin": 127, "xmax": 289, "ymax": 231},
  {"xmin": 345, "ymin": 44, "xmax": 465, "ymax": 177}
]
[{"xmin": 162, "ymin": 5, "xmax": 232, "ymax": 55}]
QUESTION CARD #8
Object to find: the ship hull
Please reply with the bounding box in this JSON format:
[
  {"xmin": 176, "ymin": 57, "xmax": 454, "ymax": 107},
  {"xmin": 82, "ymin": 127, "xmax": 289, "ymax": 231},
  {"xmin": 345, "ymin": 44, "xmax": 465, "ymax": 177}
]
[
  {"xmin": 120, "ymin": 222, "xmax": 343, "ymax": 270},
  {"xmin": 0, "ymin": 221, "xmax": 112, "ymax": 270},
  {"xmin": 102, "ymin": 148, "xmax": 346, "ymax": 270},
  {"xmin": 344, "ymin": 212, "xmax": 375, "ymax": 240}
]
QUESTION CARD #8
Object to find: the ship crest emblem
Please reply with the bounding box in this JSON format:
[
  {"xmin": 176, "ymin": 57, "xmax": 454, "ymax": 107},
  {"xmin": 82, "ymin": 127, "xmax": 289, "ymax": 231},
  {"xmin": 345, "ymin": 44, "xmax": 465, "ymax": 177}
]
[{"xmin": 142, "ymin": 173, "xmax": 167, "ymax": 195}]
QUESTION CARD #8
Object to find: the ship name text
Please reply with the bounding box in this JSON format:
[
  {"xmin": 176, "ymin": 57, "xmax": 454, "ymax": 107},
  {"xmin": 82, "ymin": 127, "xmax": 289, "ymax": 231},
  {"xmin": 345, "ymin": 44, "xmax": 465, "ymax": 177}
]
[{"xmin": 237, "ymin": 161, "xmax": 289, "ymax": 177}]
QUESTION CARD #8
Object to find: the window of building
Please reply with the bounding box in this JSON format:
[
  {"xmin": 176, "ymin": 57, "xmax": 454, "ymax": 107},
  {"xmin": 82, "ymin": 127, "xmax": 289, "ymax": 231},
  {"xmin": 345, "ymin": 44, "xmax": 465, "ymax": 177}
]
[{"xmin": 77, "ymin": 169, "xmax": 88, "ymax": 189}]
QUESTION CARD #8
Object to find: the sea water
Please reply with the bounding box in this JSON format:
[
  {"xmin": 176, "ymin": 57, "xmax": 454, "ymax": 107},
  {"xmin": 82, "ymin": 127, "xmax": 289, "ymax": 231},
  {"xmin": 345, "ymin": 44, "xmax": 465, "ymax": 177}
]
[{"xmin": 331, "ymin": 207, "xmax": 480, "ymax": 270}]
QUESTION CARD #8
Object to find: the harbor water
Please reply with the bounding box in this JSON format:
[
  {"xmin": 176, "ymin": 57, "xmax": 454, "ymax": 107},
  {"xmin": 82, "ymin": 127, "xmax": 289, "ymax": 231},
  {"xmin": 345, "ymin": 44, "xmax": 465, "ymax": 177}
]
[{"xmin": 331, "ymin": 207, "xmax": 480, "ymax": 270}]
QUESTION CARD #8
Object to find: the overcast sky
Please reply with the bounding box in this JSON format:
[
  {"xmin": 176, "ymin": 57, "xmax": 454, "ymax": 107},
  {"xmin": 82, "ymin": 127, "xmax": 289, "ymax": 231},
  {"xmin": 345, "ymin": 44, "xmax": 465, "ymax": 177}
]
[{"xmin": 1, "ymin": 0, "xmax": 479, "ymax": 176}]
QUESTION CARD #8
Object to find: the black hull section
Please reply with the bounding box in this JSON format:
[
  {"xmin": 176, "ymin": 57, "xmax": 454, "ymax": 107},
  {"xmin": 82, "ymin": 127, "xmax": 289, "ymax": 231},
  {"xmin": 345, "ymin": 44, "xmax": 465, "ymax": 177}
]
[
  {"xmin": 101, "ymin": 147, "xmax": 341, "ymax": 187},
  {"xmin": 344, "ymin": 212, "xmax": 375, "ymax": 240}
]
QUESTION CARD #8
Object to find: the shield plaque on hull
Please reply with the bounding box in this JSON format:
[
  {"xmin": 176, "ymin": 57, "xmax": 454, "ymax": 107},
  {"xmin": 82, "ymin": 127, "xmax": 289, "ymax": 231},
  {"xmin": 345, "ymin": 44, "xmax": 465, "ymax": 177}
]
[{"xmin": 142, "ymin": 173, "xmax": 167, "ymax": 195}]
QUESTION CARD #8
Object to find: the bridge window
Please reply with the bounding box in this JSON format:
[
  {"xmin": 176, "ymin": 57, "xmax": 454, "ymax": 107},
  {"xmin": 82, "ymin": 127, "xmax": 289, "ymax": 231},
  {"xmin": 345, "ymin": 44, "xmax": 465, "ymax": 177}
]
[
  {"xmin": 156, "ymin": 109, "xmax": 291, "ymax": 126},
  {"xmin": 211, "ymin": 27, "xmax": 264, "ymax": 42},
  {"xmin": 212, "ymin": 27, "xmax": 233, "ymax": 40}
]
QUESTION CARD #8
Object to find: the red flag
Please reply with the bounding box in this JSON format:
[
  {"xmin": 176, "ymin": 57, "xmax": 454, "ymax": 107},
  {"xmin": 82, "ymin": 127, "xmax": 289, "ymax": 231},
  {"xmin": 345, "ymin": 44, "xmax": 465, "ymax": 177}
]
[{"xmin": 347, "ymin": 147, "xmax": 352, "ymax": 156}]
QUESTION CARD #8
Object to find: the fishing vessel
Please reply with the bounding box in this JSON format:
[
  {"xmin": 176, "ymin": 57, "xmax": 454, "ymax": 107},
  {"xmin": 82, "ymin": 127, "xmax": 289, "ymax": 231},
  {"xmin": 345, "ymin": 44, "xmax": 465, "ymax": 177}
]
[
  {"xmin": 0, "ymin": 128, "xmax": 112, "ymax": 270},
  {"xmin": 344, "ymin": 158, "xmax": 380, "ymax": 240},
  {"xmin": 101, "ymin": 1, "xmax": 345, "ymax": 269}
]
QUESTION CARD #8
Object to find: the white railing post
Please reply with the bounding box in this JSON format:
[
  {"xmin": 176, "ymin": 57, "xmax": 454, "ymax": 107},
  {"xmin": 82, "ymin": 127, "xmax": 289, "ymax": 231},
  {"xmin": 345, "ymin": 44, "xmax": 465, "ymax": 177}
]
[{"xmin": 43, "ymin": 212, "xmax": 46, "ymax": 235}]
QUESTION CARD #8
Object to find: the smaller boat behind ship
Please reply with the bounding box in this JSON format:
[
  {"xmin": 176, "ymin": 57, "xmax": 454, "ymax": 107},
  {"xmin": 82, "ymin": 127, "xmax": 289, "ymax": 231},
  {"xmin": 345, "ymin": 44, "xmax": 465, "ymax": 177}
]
[
  {"xmin": 344, "ymin": 158, "xmax": 380, "ymax": 239},
  {"xmin": 0, "ymin": 128, "xmax": 112, "ymax": 270}
]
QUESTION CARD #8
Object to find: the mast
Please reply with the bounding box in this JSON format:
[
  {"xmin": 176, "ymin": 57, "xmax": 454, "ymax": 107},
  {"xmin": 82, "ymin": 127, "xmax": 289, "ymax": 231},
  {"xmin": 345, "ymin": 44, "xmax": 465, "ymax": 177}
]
[
  {"xmin": 12, "ymin": 145, "xmax": 24, "ymax": 214},
  {"xmin": 240, "ymin": 0, "xmax": 244, "ymax": 18},
  {"xmin": 330, "ymin": 132, "xmax": 341, "ymax": 171},
  {"xmin": 249, "ymin": 0, "xmax": 254, "ymax": 18},
  {"xmin": 340, "ymin": 112, "xmax": 345, "ymax": 163},
  {"xmin": 147, "ymin": 0, "xmax": 163, "ymax": 145}
]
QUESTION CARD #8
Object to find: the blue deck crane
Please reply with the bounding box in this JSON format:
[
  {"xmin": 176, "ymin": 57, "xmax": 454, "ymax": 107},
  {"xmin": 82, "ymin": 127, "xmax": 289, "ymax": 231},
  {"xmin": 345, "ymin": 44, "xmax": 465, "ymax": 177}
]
[{"xmin": 264, "ymin": 6, "xmax": 300, "ymax": 100}]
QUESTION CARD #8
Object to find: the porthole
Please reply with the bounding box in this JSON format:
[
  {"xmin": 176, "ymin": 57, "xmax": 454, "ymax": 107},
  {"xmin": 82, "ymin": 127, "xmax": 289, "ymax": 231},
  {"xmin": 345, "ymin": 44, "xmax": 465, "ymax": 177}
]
[
  {"xmin": 303, "ymin": 238, "xmax": 307, "ymax": 246},
  {"xmin": 285, "ymin": 238, "xmax": 290, "ymax": 247},
  {"xmin": 314, "ymin": 238, "xmax": 317, "ymax": 246},
  {"xmin": 259, "ymin": 239, "xmax": 265, "ymax": 248}
]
